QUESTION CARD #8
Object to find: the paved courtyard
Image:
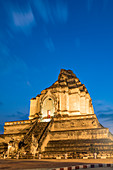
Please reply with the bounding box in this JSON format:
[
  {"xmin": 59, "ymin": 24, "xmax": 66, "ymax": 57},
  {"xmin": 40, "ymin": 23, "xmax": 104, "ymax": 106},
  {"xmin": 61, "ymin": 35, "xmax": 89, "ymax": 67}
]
[
  {"xmin": 85, "ymin": 168, "xmax": 112, "ymax": 170},
  {"xmin": 0, "ymin": 159, "xmax": 113, "ymax": 170}
]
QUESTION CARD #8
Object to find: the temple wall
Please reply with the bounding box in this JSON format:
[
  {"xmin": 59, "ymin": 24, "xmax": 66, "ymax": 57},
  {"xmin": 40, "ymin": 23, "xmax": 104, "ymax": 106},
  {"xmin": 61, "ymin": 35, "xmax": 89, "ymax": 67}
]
[
  {"xmin": 69, "ymin": 93, "xmax": 81, "ymax": 112},
  {"xmin": 29, "ymin": 88, "xmax": 95, "ymax": 118},
  {"xmin": 4, "ymin": 121, "xmax": 31, "ymax": 134},
  {"xmin": 89, "ymin": 105, "xmax": 93, "ymax": 114},
  {"xmin": 50, "ymin": 128, "xmax": 109, "ymax": 141},
  {"xmin": 89, "ymin": 99, "xmax": 94, "ymax": 114},
  {"xmin": 69, "ymin": 94, "xmax": 76, "ymax": 111},
  {"xmin": 51, "ymin": 116, "xmax": 99, "ymax": 131},
  {"xmin": 61, "ymin": 92, "xmax": 66, "ymax": 111},
  {"xmin": 66, "ymin": 93, "xmax": 69, "ymax": 111},
  {"xmin": 36, "ymin": 97, "xmax": 40, "ymax": 114},
  {"xmin": 59, "ymin": 93, "xmax": 61, "ymax": 111},
  {"xmin": 85, "ymin": 95, "xmax": 89, "ymax": 114},
  {"xmin": 29, "ymin": 99, "xmax": 37, "ymax": 118},
  {"xmin": 80, "ymin": 92, "xmax": 86, "ymax": 114},
  {"xmin": 76, "ymin": 93, "xmax": 80, "ymax": 110},
  {"xmin": 29, "ymin": 83, "xmax": 95, "ymax": 119}
]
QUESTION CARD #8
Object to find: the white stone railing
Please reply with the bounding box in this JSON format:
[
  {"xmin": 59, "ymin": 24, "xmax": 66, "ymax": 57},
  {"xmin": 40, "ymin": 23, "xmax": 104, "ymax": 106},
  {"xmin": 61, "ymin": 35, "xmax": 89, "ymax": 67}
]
[{"xmin": 4, "ymin": 120, "xmax": 32, "ymax": 126}]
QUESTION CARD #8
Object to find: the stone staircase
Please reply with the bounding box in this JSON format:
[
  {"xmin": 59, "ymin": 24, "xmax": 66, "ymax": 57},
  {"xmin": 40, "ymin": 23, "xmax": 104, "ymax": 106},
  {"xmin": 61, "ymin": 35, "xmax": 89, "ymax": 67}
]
[
  {"xmin": 42, "ymin": 138, "xmax": 113, "ymax": 158},
  {"xmin": 45, "ymin": 138, "xmax": 113, "ymax": 152},
  {"xmin": 23, "ymin": 119, "xmax": 50, "ymax": 153}
]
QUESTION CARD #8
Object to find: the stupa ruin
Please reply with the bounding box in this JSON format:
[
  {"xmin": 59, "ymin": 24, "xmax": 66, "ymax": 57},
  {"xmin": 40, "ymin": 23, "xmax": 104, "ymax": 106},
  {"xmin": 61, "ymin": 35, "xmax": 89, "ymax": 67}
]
[{"xmin": 0, "ymin": 69, "xmax": 113, "ymax": 159}]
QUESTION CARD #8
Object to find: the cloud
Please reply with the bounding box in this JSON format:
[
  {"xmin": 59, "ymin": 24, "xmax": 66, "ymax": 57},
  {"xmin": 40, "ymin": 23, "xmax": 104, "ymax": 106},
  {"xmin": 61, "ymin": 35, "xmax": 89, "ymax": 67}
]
[
  {"xmin": 94, "ymin": 100, "xmax": 104, "ymax": 106},
  {"xmin": 0, "ymin": 124, "xmax": 4, "ymax": 134},
  {"xmin": 12, "ymin": 8, "xmax": 35, "ymax": 32},
  {"xmin": 0, "ymin": 41, "xmax": 31, "ymax": 87},
  {"xmin": 94, "ymin": 100, "xmax": 113, "ymax": 133},
  {"xmin": 0, "ymin": 41, "xmax": 32, "ymax": 89},
  {"xmin": 0, "ymin": 0, "xmax": 68, "ymax": 37},
  {"xmin": 95, "ymin": 100, "xmax": 113, "ymax": 116},
  {"xmin": 87, "ymin": 0, "xmax": 110, "ymax": 12},
  {"xmin": 97, "ymin": 108, "xmax": 113, "ymax": 114},
  {"xmin": 44, "ymin": 37, "xmax": 55, "ymax": 52},
  {"xmin": 87, "ymin": 0, "xmax": 94, "ymax": 12},
  {"xmin": 1, "ymin": 1, "xmax": 36, "ymax": 35},
  {"xmin": 11, "ymin": 5, "xmax": 36, "ymax": 34},
  {"xmin": 94, "ymin": 100, "xmax": 113, "ymax": 111},
  {"xmin": 31, "ymin": 0, "xmax": 68, "ymax": 24},
  {"xmin": 0, "ymin": 43, "xmax": 13, "ymax": 74},
  {"xmin": 8, "ymin": 111, "xmax": 28, "ymax": 121},
  {"xmin": 32, "ymin": 0, "xmax": 51, "ymax": 23},
  {"xmin": 0, "ymin": 111, "xmax": 28, "ymax": 134},
  {"xmin": 55, "ymin": 0, "xmax": 68, "ymax": 23},
  {"xmin": 97, "ymin": 113, "xmax": 113, "ymax": 120},
  {"xmin": 0, "ymin": 55, "xmax": 27, "ymax": 77}
]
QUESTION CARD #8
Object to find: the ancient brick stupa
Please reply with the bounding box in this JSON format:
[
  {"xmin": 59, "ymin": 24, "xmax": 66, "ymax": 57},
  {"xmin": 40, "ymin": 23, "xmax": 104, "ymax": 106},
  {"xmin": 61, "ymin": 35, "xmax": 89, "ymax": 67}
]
[{"xmin": 0, "ymin": 69, "xmax": 113, "ymax": 159}]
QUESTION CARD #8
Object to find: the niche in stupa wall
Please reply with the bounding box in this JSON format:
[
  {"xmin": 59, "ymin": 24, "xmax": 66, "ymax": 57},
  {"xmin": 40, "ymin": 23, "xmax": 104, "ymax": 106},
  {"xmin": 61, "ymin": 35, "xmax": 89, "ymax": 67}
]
[
  {"xmin": 69, "ymin": 93, "xmax": 80, "ymax": 111},
  {"xmin": 60, "ymin": 92, "xmax": 65, "ymax": 111},
  {"xmin": 85, "ymin": 97, "xmax": 89, "ymax": 114},
  {"xmin": 41, "ymin": 97, "xmax": 55, "ymax": 118},
  {"xmin": 80, "ymin": 95, "xmax": 86, "ymax": 114}
]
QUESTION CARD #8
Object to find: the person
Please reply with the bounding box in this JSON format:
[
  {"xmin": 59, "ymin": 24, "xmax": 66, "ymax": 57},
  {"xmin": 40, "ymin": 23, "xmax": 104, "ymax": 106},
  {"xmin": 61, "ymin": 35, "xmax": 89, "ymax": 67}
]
[
  {"xmin": 65, "ymin": 153, "xmax": 67, "ymax": 159},
  {"xmin": 3, "ymin": 152, "xmax": 4, "ymax": 159},
  {"xmin": 17, "ymin": 153, "xmax": 19, "ymax": 159},
  {"xmin": 94, "ymin": 152, "xmax": 97, "ymax": 159},
  {"xmin": 39, "ymin": 153, "xmax": 41, "ymax": 159}
]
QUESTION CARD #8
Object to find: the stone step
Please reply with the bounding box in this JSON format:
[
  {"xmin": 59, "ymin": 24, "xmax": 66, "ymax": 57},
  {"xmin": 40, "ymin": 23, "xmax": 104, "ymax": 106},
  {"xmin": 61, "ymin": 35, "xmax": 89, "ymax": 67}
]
[
  {"xmin": 23, "ymin": 121, "xmax": 50, "ymax": 152},
  {"xmin": 47, "ymin": 139, "xmax": 113, "ymax": 146},
  {"xmin": 47, "ymin": 142, "xmax": 113, "ymax": 147},
  {"xmin": 44, "ymin": 138, "xmax": 113, "ymax": 153},
  {"xmin": 45, "ymin": 146, "xmax": 113, "ymax": 152},
  {"xmin": 43, "ymin": 148, "xmax": 113, "ymax": 154},
  {"xmin": 46, "ymin": 144, "xmax": 113, "ymax": 149}
]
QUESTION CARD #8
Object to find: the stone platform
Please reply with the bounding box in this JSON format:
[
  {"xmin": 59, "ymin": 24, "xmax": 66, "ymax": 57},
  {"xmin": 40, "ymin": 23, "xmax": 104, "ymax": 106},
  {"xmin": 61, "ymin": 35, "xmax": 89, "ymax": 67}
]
[{"xmin": 40, "ymin": 115, "xmax": 113, "ymax": 159}]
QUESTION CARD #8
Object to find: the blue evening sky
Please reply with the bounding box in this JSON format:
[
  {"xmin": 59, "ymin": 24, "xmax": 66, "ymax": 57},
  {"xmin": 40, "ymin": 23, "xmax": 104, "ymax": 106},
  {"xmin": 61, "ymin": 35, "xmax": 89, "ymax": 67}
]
[{"xmin": 0, "ymin": 0, "xmax": 113, "ymax": 133}]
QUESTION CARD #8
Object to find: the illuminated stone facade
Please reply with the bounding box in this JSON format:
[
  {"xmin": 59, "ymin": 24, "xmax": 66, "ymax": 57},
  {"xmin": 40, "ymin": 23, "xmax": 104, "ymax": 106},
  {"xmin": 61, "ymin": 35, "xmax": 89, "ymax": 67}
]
[
  {"xmin": 0, "ymin": 69, "xmax": 113, "ymax": 159},
  {"xmin": 29, "ymin": 69, "xmax": 94, "ymax": 120}
]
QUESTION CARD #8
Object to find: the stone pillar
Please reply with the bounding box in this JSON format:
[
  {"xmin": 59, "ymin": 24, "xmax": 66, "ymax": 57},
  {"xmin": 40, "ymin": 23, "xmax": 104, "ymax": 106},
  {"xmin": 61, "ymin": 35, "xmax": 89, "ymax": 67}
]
[
  {"xmin": 85, "ymin": 94, "xmax": 89, "ymax": 114},
  {"xmin": 59, "ymin": 92, "xmax": 61, "ymax": 113},
  {"xmin": 66, "ymin": 92, "xmax": 69, "ymax": 111},
  {"xmin": 29, "ymin": 99, "xmax": 37, "ymax": 119},
  {"xmin": 61, "ymin": 92, "xmax": 65, "ymax": 111},
  {"xmin": 76, "ymin": 93, "xmax": 80, "ymax": 111},
  {"xmin": 36, "ymin": 96, "xmax": 40, "ymax": 114},
  {"xmin": 80, "ymin": 92, "xmax": 86, "ymax": 114}
]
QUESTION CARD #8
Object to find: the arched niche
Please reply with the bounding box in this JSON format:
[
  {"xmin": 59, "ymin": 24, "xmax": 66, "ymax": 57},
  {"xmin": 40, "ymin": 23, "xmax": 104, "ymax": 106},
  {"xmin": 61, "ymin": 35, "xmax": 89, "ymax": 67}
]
[{"xmin": 41, "ymin": 97, "xmax": 55, "ymax": 119}]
